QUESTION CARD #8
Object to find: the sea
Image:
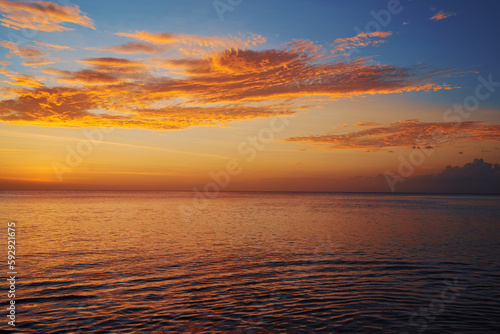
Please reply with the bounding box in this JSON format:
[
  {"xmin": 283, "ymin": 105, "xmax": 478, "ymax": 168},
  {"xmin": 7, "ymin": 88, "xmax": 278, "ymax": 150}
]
[{"xmin": 1, "ymin": 191, "xmax": 499, "ymax": 333}]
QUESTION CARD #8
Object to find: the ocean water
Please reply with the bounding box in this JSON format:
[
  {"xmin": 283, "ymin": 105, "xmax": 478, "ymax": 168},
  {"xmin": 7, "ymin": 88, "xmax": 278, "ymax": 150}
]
[{"xmin": 1, "ymin": 191, "xmax": 499, "ymax": 333}]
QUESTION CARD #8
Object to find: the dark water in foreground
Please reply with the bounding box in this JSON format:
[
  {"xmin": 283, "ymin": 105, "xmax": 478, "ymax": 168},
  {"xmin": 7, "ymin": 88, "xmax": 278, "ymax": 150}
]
[{"xmin": 1, "ymin": 191, "xmax": 499, "ymax": 333}]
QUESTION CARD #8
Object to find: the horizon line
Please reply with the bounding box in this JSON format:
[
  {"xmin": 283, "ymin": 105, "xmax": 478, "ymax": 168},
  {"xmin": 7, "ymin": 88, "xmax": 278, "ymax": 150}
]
[{"xmin": 1, "ymin": 189, "xmax": 499, "ymax": 196}]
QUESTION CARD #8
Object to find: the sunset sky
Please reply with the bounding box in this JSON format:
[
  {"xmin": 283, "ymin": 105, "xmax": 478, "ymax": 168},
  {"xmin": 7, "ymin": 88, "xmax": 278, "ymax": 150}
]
[{"xmin": 1, "ymin": 0, "xmax": 499, "ymax": 191}]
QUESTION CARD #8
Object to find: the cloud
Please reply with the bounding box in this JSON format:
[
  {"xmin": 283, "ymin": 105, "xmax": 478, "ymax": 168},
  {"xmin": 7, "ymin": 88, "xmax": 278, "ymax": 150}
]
[
  {"xmin": 0, "ymin": 0, "xmax": 95, "ymax": 31},
  {"xmin": 156, "ymin": 50, "xmax": 450, "ymax": 103},
  {"xmin": 89, "ymin": 32, "xmax": 267, "ymax": 57},
  {"xmin": 0, "ymin": 85, "xmax": 294, "ymax": 129},
  {"xmin": 355, "ymin": 121, "xmax": 381, "ymax": 127},
  {"xmin": 33, "ymin": 41, "xmax": 74, "ymax": 51},
  {"xmin": 430, "ymin": 11, "xmax": 457, "ymax": 21},
  {"xmin": 332, "ymin": 31, "xmax": 392, "ymax": 55},
  {"xmin": 0, "ymin": 32, "xmax": 453, "ymax": 130},
  {"xmin": 21, "ymin": 59, "xmax": 55, "ymax": 66},
  {"xmin": 89, "ymin": 42, "xmax": 164, "ymax": 55},
  {"xmin": 41, "ymin": 57, "xmax": 154, "ymax": 85},
  {"xmin": 251, "ymin": 159, "xmax": 500, "ymax": 193},
  {"xmin": 219, "ymin": 159, "xmax": 500, "ymax": 193},
  {"xmin": 0, "ymin": 40, "xmax": 56, "ymax": 67},
  {"xmin": 0, "ymin": 41, "xmax": 48, "ymax": 58},
  {"xmin": 76, "ymin": 57, "xmax": 147, "ymax": 71},
  {"xmin": 392, "ymin": 159, "xmax": 500, "ymax": 193},
  {"xmin": 42, "ymin": 67, "xmax": 127, "ymax": 85},
  {"xmin": 115, "ymin": 31, "xmax": 266, "ymax": 56},
  {"xmin": 285, "ymin": 120, "xmax": 500, "ymax": 150},
  {"xmin": 0, "ymin": 67, "xmax": 43, "ymax": 87}
]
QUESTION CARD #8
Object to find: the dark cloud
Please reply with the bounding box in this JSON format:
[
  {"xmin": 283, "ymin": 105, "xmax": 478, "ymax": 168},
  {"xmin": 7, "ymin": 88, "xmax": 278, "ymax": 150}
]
[
  {"xmin": 394, "ymin": 159, "xmax": 500, "ymax": 193},
  {"xmin": 245, "ymin": 159, "xmax": 500, "ymax": 194}
]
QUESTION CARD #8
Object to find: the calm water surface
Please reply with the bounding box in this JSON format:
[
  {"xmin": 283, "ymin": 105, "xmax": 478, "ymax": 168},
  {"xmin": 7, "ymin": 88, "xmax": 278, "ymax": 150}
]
[{"xmin": 1, "ymin": 191, "xmax": 499, "ymax": 333}]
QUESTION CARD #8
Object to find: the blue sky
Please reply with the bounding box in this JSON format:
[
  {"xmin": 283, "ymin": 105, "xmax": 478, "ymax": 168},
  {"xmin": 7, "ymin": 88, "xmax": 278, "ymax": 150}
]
[{"xmin": 3, "ymin": 0, "xmax": 499, "ymax": 106}]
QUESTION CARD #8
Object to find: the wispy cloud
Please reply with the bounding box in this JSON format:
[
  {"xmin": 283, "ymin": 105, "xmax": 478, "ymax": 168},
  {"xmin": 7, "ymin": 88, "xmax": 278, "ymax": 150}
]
[
  {"xmin": 0, "ymin": 41, "xmax": 57, "ymax": 67},
  {"xmin": 285, "ymin": 120, "xmax": 500, "ymax": 150},
  {"xmin": 430, "ymin": 10, "xmax": 457, "ymax": 21},
  {"xmin": 0, "ymin": 67, "xmax": 43, "ymax": 87},
  {"xmin": 39, "ymin": 57, "xmax": 150, "ymax": 85},
  {"xmin": 332, "ymin": 31, "xmax": 392, "ymax": 55},
  {"xmin": 114, "ymin": 31, "xmax": 266, "ymax": 56},
  {"xmin": 355, "ymin": 121, "xmax": 381, "ymax": 127},
  {"xmin": 0, "ymin": 129, "xmax": 231, "ymax": 159},
  {"xmin": 88, "ymin": 42, "xmax": 164, "ymax": 55},
  {"xmin": 20, "ymin": 59, "xmax": 55, "ymax": 66},
  {"xmin": 33, "ymin": 41, "xmax": 75, "ymax": 51},
  {"xmin": 0, "ymin": 41, "xmax": 46, "ymax": 58},
  {"xmin": 0, "ymin": 0, "xmax": 95, "ymax": 31}
]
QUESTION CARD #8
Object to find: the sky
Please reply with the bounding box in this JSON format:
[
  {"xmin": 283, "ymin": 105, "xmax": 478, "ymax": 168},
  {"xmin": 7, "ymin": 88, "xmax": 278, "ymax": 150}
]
[{"xmin": 0, "ymin": 0, "xmax": 499, "ymax": 192}]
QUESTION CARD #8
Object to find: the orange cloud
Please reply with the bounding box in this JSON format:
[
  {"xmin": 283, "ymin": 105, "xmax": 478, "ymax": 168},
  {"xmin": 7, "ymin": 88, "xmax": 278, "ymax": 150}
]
[
  {"xmin": 115, "ymin": 31, "xmax": 266, "ymax": 55},
  {"xmin": 0, "ymin": 41, "xmax": 47, "ymax": 58},
  {"xmin": 89, "ymin": 42, "xmax": 165, "ymax": 55},
  {"xmin": 33, "ymin": 41, "xmax": 74, "ymax": 51},
  {"xmin": 430, "ymin": 11, "xmax": 456, "ymax": 21},
  {"xmin": 0, "ymin": 84, "xmax": 294, "ymax": 129},
  {"xmin": 42, "ymin": 68, "xmax": 127, "ymax": 85},
  {"xmin": 0, "ymin": 32, "xmax": 453, "ymax": 131},
  {"xmin": 332, "ymin": 31, "xmax": 392, "ymax": 55},
  {"xmin": 149, "ymin": 45, "xmax": 449, "ymax": 104},
  {"xmin": 41, "ymin": 57, "xmax": 151, "ymax": 85},
  {"xmin": 0, "ymin": 0, "xmax": 95, "ymax": 32},
  {"xmin": 0, "ymin": 68, "xmax": 43, "ymax": 88},
  {"xmin": 355, "ymin": 121, "xmax": 381, "ymax": 127},
  {"xmin": 77, "ymin": 57, "xmax": 146, "ymax": 70},
  {"xmin": 115, "ymin": 31, "xmax": 178, "ymax": 44},
  {"xmin": 286, "ymin": 120, "xmax": 500, "ymax": 150},
  {"xmin": 21, "ymin": 59, "xmax": 55, "ymax": 66},
  {"xmin": 0, "ymin": 41, "xmax": 56, "ymax": 67}
]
